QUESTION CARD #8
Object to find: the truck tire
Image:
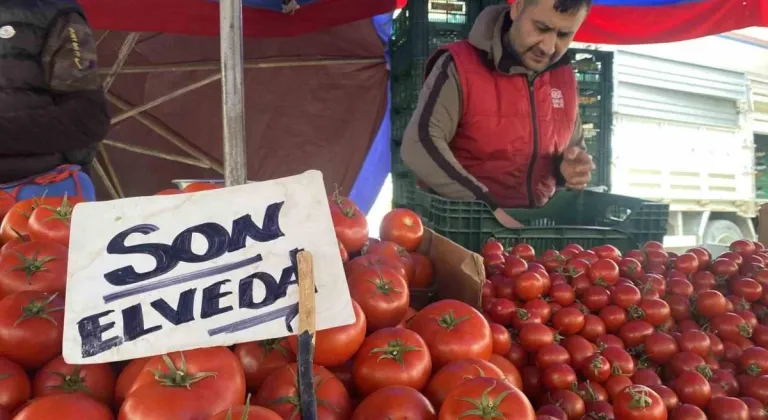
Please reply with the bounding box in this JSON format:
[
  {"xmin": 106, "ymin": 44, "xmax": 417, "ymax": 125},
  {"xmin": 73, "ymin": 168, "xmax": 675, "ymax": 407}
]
[{"xmin": 703, "ymin": 220, "xmax": 744, "ymax": 245}]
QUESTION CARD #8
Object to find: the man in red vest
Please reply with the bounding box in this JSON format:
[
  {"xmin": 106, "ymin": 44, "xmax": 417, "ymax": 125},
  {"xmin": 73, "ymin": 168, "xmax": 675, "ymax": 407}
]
[{"xmin": 401, "ymin": 0, "xmax": 595, "ymax": 227}]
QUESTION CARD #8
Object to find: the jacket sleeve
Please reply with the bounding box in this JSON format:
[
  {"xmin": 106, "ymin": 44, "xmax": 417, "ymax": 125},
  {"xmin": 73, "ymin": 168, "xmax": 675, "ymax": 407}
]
[
  {"xmin": 0, "ymin": 13, "xmax": 109, "ymax": 154},
  {"xmin": 400, "ymin": 52, "xmax": 499, "ymax": 208}
]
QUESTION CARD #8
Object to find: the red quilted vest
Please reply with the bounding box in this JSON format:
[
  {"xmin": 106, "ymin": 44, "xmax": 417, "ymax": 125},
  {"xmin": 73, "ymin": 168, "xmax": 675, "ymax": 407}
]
[{"xmin": 435, "ymin": 40, "xmax": 578, "ymax": 208}]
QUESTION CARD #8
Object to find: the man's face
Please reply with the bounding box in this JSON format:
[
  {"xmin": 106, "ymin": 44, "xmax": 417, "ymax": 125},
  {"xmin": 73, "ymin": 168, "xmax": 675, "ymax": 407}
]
[{"xmin": 509, "ymin": 0, "xmax": 588, "ymax": 72}]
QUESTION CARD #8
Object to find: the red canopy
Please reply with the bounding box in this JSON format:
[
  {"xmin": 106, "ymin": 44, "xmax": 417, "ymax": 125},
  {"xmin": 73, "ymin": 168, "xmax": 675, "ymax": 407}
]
[{"xmin": 78, "ymin": 0, "xmax": 398, "ymax": 38}]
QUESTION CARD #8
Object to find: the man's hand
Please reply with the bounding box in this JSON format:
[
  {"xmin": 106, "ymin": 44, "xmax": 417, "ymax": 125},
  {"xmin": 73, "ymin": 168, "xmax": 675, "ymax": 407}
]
[
  {"xmin": 494, "ymin": 208, "xmax": 524, "ymax": 229},
  {"xmin": 560, "ymin": 146, "xmax": 596, "ymax": 190}
]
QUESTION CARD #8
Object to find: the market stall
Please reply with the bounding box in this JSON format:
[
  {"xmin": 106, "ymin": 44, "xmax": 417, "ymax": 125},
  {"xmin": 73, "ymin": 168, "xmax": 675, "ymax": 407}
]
[{"xmin": 1, "ymin": 1, "xmax": 768, "ymax": 419}]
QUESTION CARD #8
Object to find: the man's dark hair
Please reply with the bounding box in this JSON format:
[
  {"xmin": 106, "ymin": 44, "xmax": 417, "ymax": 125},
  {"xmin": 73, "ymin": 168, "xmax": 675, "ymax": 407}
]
[{"xmin": 523, "ymin": 0, "xmax": 592, "ymax": 13}]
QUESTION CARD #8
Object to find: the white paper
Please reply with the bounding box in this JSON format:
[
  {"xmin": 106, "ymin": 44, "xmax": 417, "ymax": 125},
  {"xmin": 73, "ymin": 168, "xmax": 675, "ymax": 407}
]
[{"xmin": 62, "ymin": 170, "xmax": 354, "ymax": 364}]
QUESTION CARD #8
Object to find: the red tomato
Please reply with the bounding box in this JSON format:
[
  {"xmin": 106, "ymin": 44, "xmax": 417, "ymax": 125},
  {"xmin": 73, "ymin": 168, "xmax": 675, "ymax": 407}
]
[
  {"xmin": 488, "ymin": 354, "xmax": 522, "ymax": 390},
  {"xmin": 489, "ymin": 323, "xmax": 512, "ymax": 355},
  {"xmin": 666, "ymin": 277, "xmax": 694, "ymax": 297},
  {"xmin": 329, "ymin": 194, "xmax": 368, "ymax": 254},
  {"xmin": 548, "ymin": 389, "xmax": 586, "ymax": 419},
  {"xmin": 120, "ymin": 347, "xmax": 246, "ymax": 420},
  {"xmin": 583, "ymin": 354, "xmax": 611, "ymax": 383},
  {"xmin": 0, "ymin": 191, "xmax": 15, "ymax": 222},
  {"xmin": 438, "ymin": 377, "xmax": 535, "ymax": 420},
  {"xmin": 611, "ymin": 283, "xmax": 642, "ymax": 309},
  {"xmin": 580, "ymin": 314, "xmax": 606, "ymax": 342},
  {"xmin": 507, "ymin": 343, "xmax": 527, "ymax": 368},
  {"xmin": 288, "ymin": 299, "xmax": 365, "ymax": 368},
  {"xmin": 515, "ymin": 271, "xmax": 545, "ymax": 301},
  {"xmin": 409, "ymin": 300, "xmax": 492, "ymax": 369},
  {"xmin": 563, "ymin": 335, "xmax": 597, "ymax": 370},
  {"xmin": 619, "ymin": 257, "xmax": 644, "ymax": 280},
  {"xmin": 675, "ymin": 253, "xmax": 700, "ymax": 275},
  {"xmin": 0, "ymin": 291, "xmax": 64, "ymax": 370},
  {"xmin": 638, "ymin": 298, "xmax": 671, "ymax": 327},
  {"xmin": 706, "ymin": 396, "xmax": 749, "ymax": 420},
  {"xmin": 0, "ymin": 356, "xmax": 30, "ymax": 413},
  {"xmin": 731, "ymin": 278, "xmax": 763, "ymax": 302},
  {"xmin": 424, "ymin": 358, "xmax": 505, "ymax": 409},
  {"xmin": 741, "ymin": 397, "xmax": 768, "ymax": 419},
  {"xmin": 183, "ymin": 182, "xmax": 221, "ymax": 193},
  {"xmin": 502, "ymin": 255, "xmax": 528, "ymax": 279},
  {"xmin": 589, "ymin": 259, "xmax": 620, "ymax": 285},
  {"xmin": 256, "ymin": 363, "xmax": 350, "ymax": 420},
  {"xmin": 0, "ymin": 241, "xmax": 68, "ymax": 299},
  {"xmin": 711, "ymin": 312, "xmax": 752, "ymax": 342},
  {"xmin": 696, "ymin": 290, "xmax": 727, "ymax": 318},
  {"xmin": 0, "ymin": 197, "xmax": 60, "ymax": 245},
  {"xmin": 677, "ymin": 330, "xmax": 711, "ymax": 358},
  {"xmin": 594, "ymin": 244, "xmax": 622, "ymax": 262},
  {"xmin": 13, "ymin": 394, "xmax": 113, "ymax": 420},
  {"xmin": 599, "ymin": 305, "xmax": 628, "ymax": 333},
  {"xmin": 552, "ymin": 307, "xmax": 585, "ymax": 336},
  {"xmin": 537, "ymin": 344, "xmax": 572, "ymax": 370},
  {"xmin": 410, "ymin": 253, "xmax": 434, "ymax": 289},
  {"xmin": 347, "ymin": 266, "xmax": 409, "ymax": 332},
  {"xmin": 731, "ymin": 240, "xmax": 757, "ymax": 257},
  {"xmin": 542, "ymin": 362, "xmax": 578, "ymax": 390},
  {"xmin": 519, "ymin": 323, "xmax": 555, "ymax": 352},
  {"xmin": 549, "ymin": 283, "xmax": 576, "ymax": 307},
  {"xmin": 632, "ymin": 368, "xmax": 662, "ymax": 387},
  {"xmin": 235, "ymin": 338, "xmax": 295, "ymax": 391},
  {"xmin": 345, "ymin": 254, "xmax": 409, "ymax": 284},
  {"xmin": 510, "ymin": 244, "xmax": 536, "ymax": 262},
  {"xmin": 27, "ymin": 195, "xmax": 82, "ymax": 247},
  {"xmin": 618, "ymin": 319, "xmax": 655, "ymax": 348},
  {"xmin": 672, "ymin": 370, "xmax": 711, "ymax": 408},
  {"xmin": 670, "ymin": 403, "xmax": 707, "ymax": 419},
  {"xmin": 353, "ymin": 327, "xmax": 432, "ymax": 396},
  {"xmin": 32, "ymin": 355, "xmax": 115, "ymax": 405},
  {"xmin": 481, "ymin": 237, "xmax": 505, "ymax": 257},
  {"xmin": 739, "ymin": 347, "xmax": 768, "ymax": 376},
  {"xmin": 379, "ymin": 208, "xmax": 424, "ymax": 252},
  {"xmin": 666, "ymin": 294, "xmax": 692, "ymax": 321},
  {"xmin": 351, "ymin": 386, "xmax": 437, "ymax": 420},
  {"xmin": 115, "ymin": 357, "xmax": 149, "ymax": 407},
  {"xmin": 581, "ymin": 286, "xmax": 611, "ymax": 312},
  {"xmin": 613, "ymin": 385, "xmax": 667, "ymax": 420},
  {"xmin": 604, "ymin": 375, "xmax": 633, "ymax": 401},
  {"xmin": 602, "ymin": 346, "xmax": 636, "ymax": 376},
  {"xmin": 524, "ymin": 298, "xmax": 552, "ymax": 324}
]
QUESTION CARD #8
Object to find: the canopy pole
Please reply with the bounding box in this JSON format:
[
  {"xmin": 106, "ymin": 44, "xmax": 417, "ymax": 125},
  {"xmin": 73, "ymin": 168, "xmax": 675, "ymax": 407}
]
[{"xmin": 220, "ymin": 0, "xmax": 247, "ymax": 186}]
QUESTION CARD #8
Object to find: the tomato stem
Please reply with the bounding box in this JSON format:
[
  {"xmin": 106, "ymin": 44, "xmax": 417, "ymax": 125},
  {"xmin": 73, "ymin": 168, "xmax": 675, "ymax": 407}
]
[
  {"xmin": 456, "ymin": 383, "xmax": 512, "ymax": 419},
  {"xmin": 739, "ymin": 323, "xmax": 754, "ymax": 338},
  {"xmin": 437, "ymin": 310, "xmax": 470, "ymax": 331},
  {"xmin": 747, "ymin": 363, "xmax": 762, "ymax": 376},
  {"xmin": 152, "ymin": 353, "xmax": 218, "ymax": 388},
  {"xmin": 627, "ymin": 305, "xmax": 645, "ymax": 320},
  {"xmin": 41, "ymin": 194, "xmax": 74, "ymax": 227},
  {"xmin": 225, "ymin": 393, "xmax": 253, "ymax": 420},
  {"xmin": 14, "ymin": 292, "xmax": 63, "ymax": 326},
  {"xmin": 268, "ymin": 366, "xmax": 338, "ymax": 418},
  {"xmin": 260, "ymin": 338, "xmax": 290, "ymax": 358},
  {"xmin": 695, "ymin": 365, "xmax": 713, "ymax": 380},
  {"xmin": 369, "ymin": 338, "xmax": 421, "ymax": 370}
]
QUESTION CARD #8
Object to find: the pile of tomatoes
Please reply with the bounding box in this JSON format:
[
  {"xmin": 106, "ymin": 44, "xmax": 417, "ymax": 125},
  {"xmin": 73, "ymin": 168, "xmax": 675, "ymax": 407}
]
[
  {"xmin": 481, "ymin": 237, "xmax": 768, "ymax": 420},
  {"xmin": 0, "ymin": 188, "xmax": 528, "ymax": 420}
]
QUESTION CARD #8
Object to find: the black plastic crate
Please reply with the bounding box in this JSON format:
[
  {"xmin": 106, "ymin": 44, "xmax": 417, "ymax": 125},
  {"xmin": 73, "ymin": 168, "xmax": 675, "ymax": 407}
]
[{"xmin": 394, "ymin": 181, "xmax": 669, "ymax": 253}]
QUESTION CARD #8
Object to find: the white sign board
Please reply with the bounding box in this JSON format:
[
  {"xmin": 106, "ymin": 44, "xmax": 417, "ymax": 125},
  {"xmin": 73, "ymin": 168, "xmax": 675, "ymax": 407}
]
[{"xmin": 62, "ymin": 170, "xmax": 354, "ymax": 364}]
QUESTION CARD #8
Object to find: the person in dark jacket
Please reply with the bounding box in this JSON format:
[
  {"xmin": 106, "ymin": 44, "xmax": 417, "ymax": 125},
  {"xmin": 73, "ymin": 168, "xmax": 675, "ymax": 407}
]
[
  {"xmin": 0, "ymin": 0, "xmax": 109, "ymax": 184},
  {"xmin": 401, "ymin": 0, "xmax": 595, "ymax": 227}
]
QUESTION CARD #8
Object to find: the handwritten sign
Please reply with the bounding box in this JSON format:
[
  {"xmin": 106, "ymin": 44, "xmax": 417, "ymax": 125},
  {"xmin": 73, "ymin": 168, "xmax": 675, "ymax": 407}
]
[{"xmin": 62, "ymin": 170, "xmax": 354, "ymax": 364}]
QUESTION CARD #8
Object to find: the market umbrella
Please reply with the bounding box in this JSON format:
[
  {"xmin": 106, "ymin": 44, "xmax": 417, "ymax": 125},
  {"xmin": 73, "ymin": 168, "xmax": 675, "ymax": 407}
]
[{"xmin": 79, "ymin": 0, "xmax": 396, "ymax": 213}]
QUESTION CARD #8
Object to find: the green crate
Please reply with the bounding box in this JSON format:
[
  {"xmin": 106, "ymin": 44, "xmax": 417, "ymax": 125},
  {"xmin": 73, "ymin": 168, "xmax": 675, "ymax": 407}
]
[{"xmin": 393, "ymin": 179, "xmax": 669, "ymax": 253}]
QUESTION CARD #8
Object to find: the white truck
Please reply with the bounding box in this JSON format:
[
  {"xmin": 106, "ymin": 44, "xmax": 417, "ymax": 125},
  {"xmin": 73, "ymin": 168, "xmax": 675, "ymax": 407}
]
[{"xmin": 574, "ymin": 28, "xmax": 768, "ymax": 250}]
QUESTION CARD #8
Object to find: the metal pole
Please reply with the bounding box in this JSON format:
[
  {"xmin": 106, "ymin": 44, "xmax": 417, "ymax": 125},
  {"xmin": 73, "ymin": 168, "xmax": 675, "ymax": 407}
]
[{"xmin": 220, "ymin": 0, "xmax": 248, "ymax": 186}]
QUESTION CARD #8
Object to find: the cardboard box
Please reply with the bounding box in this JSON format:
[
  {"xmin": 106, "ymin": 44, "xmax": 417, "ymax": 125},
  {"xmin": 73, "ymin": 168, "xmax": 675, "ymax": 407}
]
[{"xmin": 411, "ymin": 228, "xmax": 486, "ymax": 309}]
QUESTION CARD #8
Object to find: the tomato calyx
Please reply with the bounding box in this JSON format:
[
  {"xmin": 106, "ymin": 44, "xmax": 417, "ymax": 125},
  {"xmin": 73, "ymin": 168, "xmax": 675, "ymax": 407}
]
[
  {"xmin": 48, "ymin": 366, "xmax": 93, "ymax": 394},
  {"xmin": 366, "ymin": 275, "xmax": 402, "ymax": 296},
  {"xmin": 14, "ymin": 292, "xmax": 63, "ymax": 326},
  {"xmin": 572, "ymin": 381, "xmax": 599, "ymax": 402},
  {"xmin": 747, "ymin": 363, "xmax": 762, "ymax": 376},
  {"xmin": 368, "ymin": 338, "xmax": 421, "ymax": 369},
  {"xmin": 40, "ymin": 195, "xmax": 75, "ymax": 227},
  {"xmin": 515, "ymin": 309, "xmax": 531, "ymax": 321},
  {"xmin": 695, "ymin": 364, "xmax": 713, "ymax": 380},
  {"xmin": 625, "ymin": 386, "xmax": 653, "ymax": 410},
  {"xmin": 260, "ymin": 338, "xmax": 290, "ymax": 358},
  {"xmin": 152, "ymin": 353, "xmax": 217, "ymax": 388},
  {"xmin": 11, "ymin": 250, "xmax": 56, "ymax": 283},
  {"xmin": 589, "ymin": 357, "xmax": 605, "ymax": 375},
  {"xmin": 456, "ymin": 383, "xmax": 512, "ymax": 419},
  {"xmin": 627, "ymin": 305, "xmax": 645, "ymax": 320},
  {"xmin": 436, "ymin": 310, "xmax": 470, "ymax": 331},
  {"xmin": 0, "ymin": 373, "xmax": 10, "ymax": 380},
  {"xmin": 463, "ymin": 365, "xmax": 489, "ymax": 381},
  {"xmin": 739, "ymin": 323, "xmax": 754, "ymax": 338}
]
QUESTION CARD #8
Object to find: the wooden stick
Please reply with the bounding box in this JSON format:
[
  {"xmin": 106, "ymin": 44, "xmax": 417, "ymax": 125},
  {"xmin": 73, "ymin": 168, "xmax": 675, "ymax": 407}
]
[
  {"xmin": 96, "ymin": 57, "xmax": 386, "ymax": 74},
  {"xmin": 91, "ymin": 158, "xmax": 120, "ymax": 199},
  {"xmin": 296, "ymin": 251, "xmax": 317, "ymax": 420},
  {"xmin": 103, "ymin": 32, "xmax": 140, "ymax": 92},
  {"xmin": 111, "ymin": 73, "xmax": 222, "ymax": 124},
  {"xmin": 106, "ymin": 92, "xmax": 225, "ymax": 174},
  {"xmin": 102, "ymin": 139, "xmax": 211, "ymax": 168},
  {"xmin": 98, "ymin": 144, "xmax": 125, "ymax": 198}
]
